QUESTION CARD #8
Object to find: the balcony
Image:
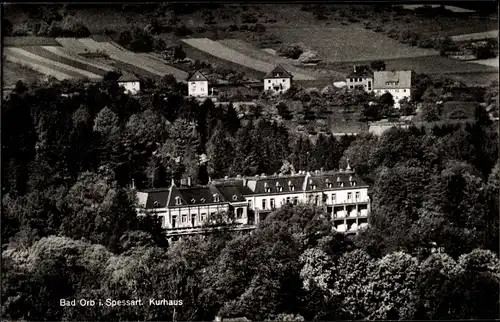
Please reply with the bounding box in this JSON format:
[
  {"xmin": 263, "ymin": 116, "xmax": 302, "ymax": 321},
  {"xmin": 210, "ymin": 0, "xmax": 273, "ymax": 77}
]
[{"xmin": 325, "ymin": 198, "xmax": 370, "ymax": 206}]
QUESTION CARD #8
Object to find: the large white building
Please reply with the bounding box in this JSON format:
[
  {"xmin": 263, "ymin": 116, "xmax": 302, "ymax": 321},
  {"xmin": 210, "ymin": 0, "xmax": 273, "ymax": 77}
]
[
  {"xmin": 136, "ymin": 166, "xmax": 371, "ymax": 238},
  {"xmin": 118, "ymin": 72, "xmax": 141, "ymax": 95},
  {"xmin": 373, "ymin": 70, "xmax": 412, "ymax": 108},
  {"xmin": 188, "ymin": 70, "xmax": 209, "ymax": 97},
  {"xmin": 264, "ymin": 65, "xmax": 293, "ymax": 95}
]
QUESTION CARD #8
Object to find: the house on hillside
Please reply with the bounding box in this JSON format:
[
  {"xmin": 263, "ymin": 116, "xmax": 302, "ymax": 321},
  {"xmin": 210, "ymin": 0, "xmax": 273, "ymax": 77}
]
[
  {"xmin": 264, "ymin": 65, "xmax": 293, "ymax": 94},
  {"xmin": 346, "ymin": 65, "xmax": 373, "ymax": 92},
  {"xmin": 373, "ymin": 70, "xmax": 412, "ymax": 108},
  {"xmin": 118, "ymin": 72, "xmax": 141, "ymax": 95},
  {"xmin": 188, "ymin": 70, "xmax": 209, "ymax": 97}
]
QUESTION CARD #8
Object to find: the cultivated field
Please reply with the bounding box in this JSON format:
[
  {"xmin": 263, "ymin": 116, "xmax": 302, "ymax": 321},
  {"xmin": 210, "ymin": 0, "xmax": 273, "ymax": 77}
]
[
  {"xmin": 450, "ymin": 30, "xmax": 499, "ymax": 41},
  {"xmin": 4, "ymin": 36, "xmax": 61, "ymax": 47},
  {"xmin": 75, "ymin": 38, "xmax": 188, "ymax": 81},
  {"xmin": 4, "ymin": 47, "xmax": 102, "ymax": 80},
  {"xmin": 471, "ymin": 58, "xmax": 499, "ymax": 68},
  {"xmin": 3, "ymin": 60, "xmax": 45, "ymax": 86},
  {"xmin": 22, "ymin": 46, "xmax": 110, "ymax": 77},
  {"xmin": 181, "ymin": 38, "xmax": 317, "ymax": 80},
  {"xmin": 4, "ymin": 52, "xmax": 76, "ymax": 81},
  {"xmin": 217, "ymin": 38, "xmax": 319, "ymax": 78},
  {"xmin": 265, "ymin": 26, "xmax": 438, "ymax": 62}
]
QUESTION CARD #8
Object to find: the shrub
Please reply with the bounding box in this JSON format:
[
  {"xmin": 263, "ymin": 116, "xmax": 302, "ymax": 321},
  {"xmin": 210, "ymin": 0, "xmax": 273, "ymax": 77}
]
[
  {"xmin": 277, "ymin": 43, "xmax": 304, "ymax": 59},
  {"xmin": 174, "ymin": 24, "xmax": 192, "ymax": 37},
  {"xmin": 241, "ymin": 12, "xmax": 258, "ymax": 23},
  {"xmin": 195, "ymin": 26, "xmax": 206, "ymax": 33}
]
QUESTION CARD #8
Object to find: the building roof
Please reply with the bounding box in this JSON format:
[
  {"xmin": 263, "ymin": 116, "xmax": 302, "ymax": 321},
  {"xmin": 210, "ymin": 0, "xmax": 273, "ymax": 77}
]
[
  {"xmin": 346, "ymin": 70, "xmax": 374, "ymax": 79},
  {"xmin": 373, "ymin": 70, "xmax": 411, "ymax": 89},
  {"xmin": 117, "ymin": 72, "xmax": 140, "ymax": 82},
  {"xmin": 137, "ymin": 170, "xmax": 369, "ymax": 208},
  {"xmin": 264, "ymin": 65, "xmax": 293, "ymax": 79},
  {"xmin": 177, "ymin": 186, "xmax": 226, "ymax": 206},
  {"xmin": 188, "ymin": 70, "xmax": 209, "ymax": 82}
]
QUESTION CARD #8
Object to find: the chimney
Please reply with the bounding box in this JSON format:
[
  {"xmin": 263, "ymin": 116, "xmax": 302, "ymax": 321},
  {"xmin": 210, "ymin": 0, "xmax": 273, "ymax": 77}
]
[
  {"xmin": 236, "ymin": 174, "xmax": 242, "ymax": 179},
  {"xmin": 180, "ymin": 178, "xmax": 187, "ymax": 186},
  {"xmin": 131, "ymin": 179, "xmax": 135, "ymax": 190},
  {"xmin": 261, "ymin": 173, "xmax": 266, "ymax": 177},
  {"xmin": 224, "ymin": 175, "xmax": 229, "ymax": 180},
  {"xmin": 349, "ymin": 175, "xmax": 353, "ymax": 181},
  {"xmin": 353, "ymin": 65, "xmax": 357, "ymax": 73},
  {"xmin": 243, "ymin": 177, "xmax": 248, "ymax": 186},
  {"xmin": 188, "ymin": 176, "xmax": 192, "ymax": 187}
]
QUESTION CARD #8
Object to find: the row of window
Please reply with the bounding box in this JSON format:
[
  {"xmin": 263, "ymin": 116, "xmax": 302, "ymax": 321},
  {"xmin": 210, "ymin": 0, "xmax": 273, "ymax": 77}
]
[
  {"xmin": 268, "ymin": 79, "xmax": 287, "ymax": 83},
  {"xmin": 259, "ymin": 192, "xmax": 362, "ymax": 209},
  {"xmin": 374, "ymin": 89, "xmax": 408, "ymax": 93},
  {"xmin": 168, "ymin": 207, "xmax": 245, "ymax": 228},
  {"xmin": 349, "ymin": 77, "xmax": 368, "ymax": 82}
]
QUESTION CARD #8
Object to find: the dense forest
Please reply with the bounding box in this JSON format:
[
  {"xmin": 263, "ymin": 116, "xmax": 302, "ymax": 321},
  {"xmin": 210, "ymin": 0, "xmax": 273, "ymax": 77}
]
[{"xmin": 2, "ymin": 74, "xmax": 499, "ymax": 321}]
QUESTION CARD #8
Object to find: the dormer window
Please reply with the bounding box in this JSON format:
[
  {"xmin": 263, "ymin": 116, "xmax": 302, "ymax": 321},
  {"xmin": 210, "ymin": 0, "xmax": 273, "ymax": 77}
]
[
  {"xmin": 175, "ymin": 197, "xmax": 182, "ymax": 205},
  {"xmin": 337, "ymin": 176, "xmax": 341, "ymax": 182},
  {"xmin": 311, "ymin": 184, "xmax": 317, "ymax": 190},
  {"xmin": 339, "ymin": 182, "xmax": 344, "ymax": 187},
  {"xmin": 153, "ymin": 201, "xmax": 159, "ymax": 207},
  {"xmin": 278, "ymin": 186, "xmax": 283, "ymax": 192},
  {"xmin": 264, "ymin": 182, "xmax": 268, "ymax": 188},
  {"xmin": 327, "ymin": 183, "xmax": 333, "ymax": 188},
  {"xmin": 200, "ymin": 198, "xmax": 205, "ymax": 203},
  {"xmin": 265, "ymin": 187, "xmax": 271, "ymax": 193},
  {"xmin": 232, "ymin": 195, "xmax": 238, "ymax": 201},
  {"xmin": 351, "ymin": 181, "xmax": 357, "ymax": 186},
  {"xmin": 213, "ymin": 194, "xmax": 220, "ymax": 203},
  {"xmin": 191, "ymin": 198, "xmax": 196, "ymax": 204}
]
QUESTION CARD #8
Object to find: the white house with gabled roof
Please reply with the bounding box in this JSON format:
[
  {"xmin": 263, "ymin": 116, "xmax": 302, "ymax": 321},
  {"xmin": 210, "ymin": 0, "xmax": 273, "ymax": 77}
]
[
  {"xmin": 118, "ymin": 72, "xmax": 141, "ymax": 95},
  {"xmin": 373, "ymin": 70, "xmax": 412, "ymax": 108},
  {"xmin": 188, "ymin": 70, "xmax": 209, "ymax": 97},
  {"xmin": 264, "ymin": 65, "xmax": 293, "ymax": 94}
]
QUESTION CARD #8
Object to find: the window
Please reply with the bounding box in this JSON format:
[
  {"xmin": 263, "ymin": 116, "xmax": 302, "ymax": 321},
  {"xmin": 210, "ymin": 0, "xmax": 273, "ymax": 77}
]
[
  {"xmin": 268, "ymin": 80, "xmax": 271, "ymax": 83},
  {"xmin": 201, "ymin": 213, "xmax": 206, "ymax": 221},
  {"xmin": 248, "ymin": 200, "xmax": 253, "ymax": 209},
  {"xmin": 162, "ymin": 216, "xmax": 166, "ymax": 227},
  {"xmin": 182, "ymin": 214, "xmax": 187, "ymax": 223},
  {"xmin": 175, "ymin": 197, "xmax": 182, "ymax": 205},
  {"xmin": 290, "ymin": 185, "xmax": 295, "ymax": 191},
  {"xmin": 332, "ymin": 193, "xmax": 336, "ymax": 203},
  {"xmin": 265, "ymin": 187, "xmax": 271, "ymax": 193},
  {"xmin": 404, "ymin": 89, "xmax": 407, "ymax": 92},
  {"xmin": 236, "ymin": 208, "xmax": 243, "ymax": 219},
  {"xmin": 327, "ymin": 183, "xmax": 333, "ymax": 188},
  {"xmin": 211, "ymin": 212, "xmax": 215, "ymax": 217},
  {"xmin": 213, "ymin": 194, "xmax": 220, "ymax": 202},
  {"xmin": 348, "ymin": 192, "xmax": 352, "ymax": 200},
  {"xmin": 286, "ymin": 197, "xmax": 291, "ymax": 204},
  {"xmin": 350, "ymin": 78, "xmax": 353, "ymax": 82},
  {"xmin": 311, "ymin": 184, "xmax": 317, "ymax": 190},
  {"xmin": 191, "ymin": 214, "xmax": 196, "ymax": 226},
  {"xmin": 282, "ymin": 79, "xmax": 285, "ymax": 82},
  {"xmin": 200, "ymin": 198, "xmax": 205, "ymax": 203},
  {"xmin": 191, "ymin": 198, "xmax": 196, "ymax": 204},
  {"xmin": 293, "ymin": 197, "xmax": 298, "ymax": 205},
  {"xmin": 355, "ymin": 192, "xmax": 360, "ymax": 200},
  {"xmin": 153, "ymin": 201, "xmax": 159, "ymax": 207},
  {"xmin": 270, "ymin": 198, "xmax": 275, "ymax": 208},
  {"xmin": 172, "ymin": 215, "xmax": 177, "ymax": 228},
  {"xmin": 278, "ymin": 186, "xmax": 283, "ymax": 192},
  {"xmin": 233, "ymin": 195, "xmax": 238, "ymax": 201},
  {"xmin": 314, "ymin": 195, "xmax": 319, "ymax": 206},
  {"xmin": 349, "ymin": 85, "xmax": 353, "ymax": 89},
  {"xmin": 262, "ymin": 199, "xmax": 267, "ymax": 210}
]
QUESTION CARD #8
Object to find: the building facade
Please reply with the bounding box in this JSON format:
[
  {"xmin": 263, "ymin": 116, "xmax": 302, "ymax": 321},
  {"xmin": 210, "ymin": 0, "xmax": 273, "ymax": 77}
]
[
  {"xmin": 345, "ymin": 65, "xmax": 373, "ymax": 92},
  {"xmin": 136, "ymin": 167, "xmax": 371, "ymax": 237},
  {"xmin": 188, "ymin": 70, "xmax": 209, "ymax": 97},
  {"xmin": 118, "ymin": 73, "xmax": 141, "ymax": 95},
  {"xmin": 264, "ymin": 65, "xmax": 293, "ymax": 94},
  {"xmin": 373, "ymin": 70, "xmax": 412, "ymax": 108}
]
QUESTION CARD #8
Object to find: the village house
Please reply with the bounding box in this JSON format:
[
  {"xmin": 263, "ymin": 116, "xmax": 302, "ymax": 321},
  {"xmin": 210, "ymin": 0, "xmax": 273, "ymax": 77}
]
[
  {"xmin": 188, "ymin": 70, "xmax": 210, "ymax": 97},
  {"xmin": 136, "ymin": 164, "xmax": 370, "ymax": 238},
  {"xmin": 118, "ymin": 72, "xmax": 141, "ymax": 95},
  {"xmin": 345, "ymin": 65, "xmax": 373, "ymax": 92},
  {"xmin": 264, "ymin": 65, "xmax": 293, "ymax": 94},
  {"xmin": 373, "ymin": 70, "xmax": 412, "ymax": 108}
]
